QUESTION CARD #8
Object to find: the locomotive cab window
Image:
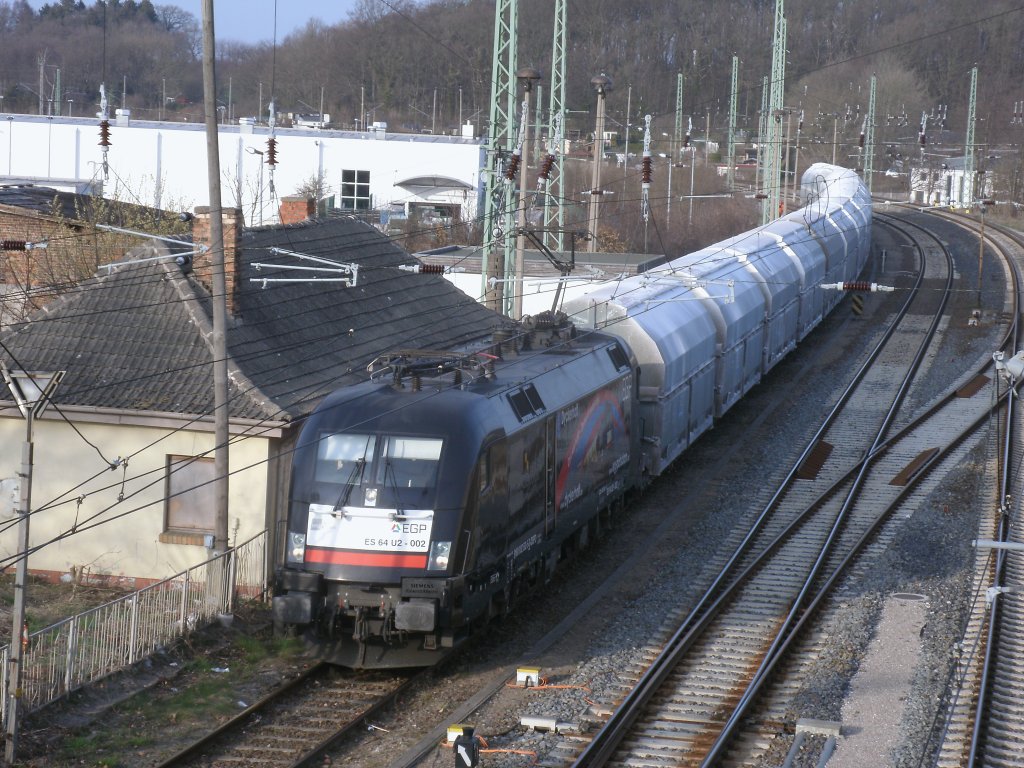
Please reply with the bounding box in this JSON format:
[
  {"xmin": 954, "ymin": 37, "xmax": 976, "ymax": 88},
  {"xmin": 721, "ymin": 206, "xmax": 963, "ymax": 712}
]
[
  {"xmin": 315, "ymin": 433, "xmax": 376, "ymax": 484},
  {"xmin": 376, "ymin": 436, "xmax": 443, "ymax": 489}
]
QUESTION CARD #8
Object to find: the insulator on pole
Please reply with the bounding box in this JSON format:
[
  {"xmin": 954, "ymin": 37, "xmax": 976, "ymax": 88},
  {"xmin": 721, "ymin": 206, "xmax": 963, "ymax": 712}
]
[
  {"xmin": 1, "ymin": 240, "xmax": 46, "ymax": 251},
  {"xmin": 98, "ymin": 120, "xmax": 112, "ymax": 147},
  {"xmin": 536, "ymin": 153, "xmax": 556, "ymax": 187},
  {"xmin": 821, "ymin": 281, "xmax": 894, "ymax": 292},
  {"xmin": 399, "ymin": 263, "xmax": 460, "ymax": 274},
  {"xmin": 639, "ymin": 114, "xmax": 653, "ymax": 224},
  {"xmin": 504, "ymin": 151, "xmax": 521, "ymax": 182},
  {"xmin": 266, "ymin": 137, "xmax": 278, "ymax": 166}
]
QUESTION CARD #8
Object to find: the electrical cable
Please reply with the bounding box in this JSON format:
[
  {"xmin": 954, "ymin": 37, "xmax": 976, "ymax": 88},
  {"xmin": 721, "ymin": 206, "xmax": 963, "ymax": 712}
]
[{"xmin": 0, "ymin": 172, "xmax": 874, "ymax": 562}]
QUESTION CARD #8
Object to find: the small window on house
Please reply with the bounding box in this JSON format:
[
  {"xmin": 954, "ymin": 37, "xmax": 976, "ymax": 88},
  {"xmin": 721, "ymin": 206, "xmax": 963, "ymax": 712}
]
[
  {"xmin": 162, "ymin": 454, "xmax": 215, "ymax": 545},
  {"xmin": 340, "ymin": 169, "xmax": 371, "ymax": 210}
]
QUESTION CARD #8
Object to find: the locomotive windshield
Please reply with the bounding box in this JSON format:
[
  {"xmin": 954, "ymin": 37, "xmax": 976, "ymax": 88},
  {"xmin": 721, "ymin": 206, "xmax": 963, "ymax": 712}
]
[
  {"xmin": 314, "ymin": 432, "xmax": 443, "ymax": 507},
  {"xmin": 315, "ymin": 434, "xmax": 377, "ymax": 484}
]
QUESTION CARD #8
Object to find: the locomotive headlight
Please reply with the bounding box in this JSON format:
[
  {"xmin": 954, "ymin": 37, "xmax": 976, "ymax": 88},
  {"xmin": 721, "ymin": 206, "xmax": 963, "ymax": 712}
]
[
  {"xmin": 286, "ymin": 532, "xmax": 307, "ymax": 564},
  {"xmin": 428, "ymin": 541, "xmax": 451, "ymax": 571}
]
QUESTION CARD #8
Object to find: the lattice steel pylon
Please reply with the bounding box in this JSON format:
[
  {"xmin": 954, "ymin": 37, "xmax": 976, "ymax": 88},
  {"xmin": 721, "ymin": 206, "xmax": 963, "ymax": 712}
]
[
  {"xmin": 727, "ymin": 56, "xmax": 739, "ymax": 192},
  {"xmin": 674, "ymin": 73, "xmax": 684, "ymax": 154},
  {"xmin": 482, "ymin": 0, "xmax": 518, "ymax": 314},
  {"xmin": 963, "ymin": 65, "xmax": 978, "ymax": 205},
  {"xmin": 761, "ymin": 0, "xmax": 786, "ymax": 224},
  {"xmin": 863, "ymin": 74, "xmax": 876, "ymax": 195},
  {"xmin": 542, "ymin": 0, "xmax": 567, "ymax": 252}
]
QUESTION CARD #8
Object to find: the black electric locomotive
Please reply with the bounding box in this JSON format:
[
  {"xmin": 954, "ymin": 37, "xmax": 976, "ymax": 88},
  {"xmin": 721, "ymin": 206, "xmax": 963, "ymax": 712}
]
[{"xmin": 273, "ymin": 316, "xmax": 639, "ymax": 667}]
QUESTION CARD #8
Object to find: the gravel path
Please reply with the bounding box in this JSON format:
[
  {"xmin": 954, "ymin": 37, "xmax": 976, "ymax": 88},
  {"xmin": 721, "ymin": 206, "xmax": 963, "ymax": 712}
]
[{"xmin": 831, "ymin": 594, "xmax": 929, "ymax": 768}]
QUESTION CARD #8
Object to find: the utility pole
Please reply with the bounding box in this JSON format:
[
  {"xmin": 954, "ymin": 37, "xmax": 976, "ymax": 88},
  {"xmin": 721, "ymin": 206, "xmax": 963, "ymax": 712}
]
[
  {"xmin": 201, "ymin": 0, "xmax": 230, "ymax": 553},
  {"xmin": 37, "ymin": 53, "xmax": 45, "ymax": 115},
  {"xmin": 588, "ymin": 74, "xmax": 612, "ymax": 253},
  {"xmin": 756, "ymin": 75, "xmax": 768, "ymax": 208},
  {"xmin": 622, "ymin": 84, "xmax": 632, "ymax": 188},
  {"xmin": 668, "ymin": 73, "xmax": 683, "ymax": 224},
  {"xmin": 513, "ymin": 68, "xmax": 541, "ymax": 320},
  {"xmin": 3, "ymin": 365, "xmax": 64, "ymax": 765},
  {"xmin": 783, "ymin": 109, "xmax": 792, "ymax": 211},
  {"xmin": 833, "ymin": 113, "xmax": 839, "ymax": 165},
  {"xmin": 533, "ymin": 84, "xmax": 543, "ymax": 168}
]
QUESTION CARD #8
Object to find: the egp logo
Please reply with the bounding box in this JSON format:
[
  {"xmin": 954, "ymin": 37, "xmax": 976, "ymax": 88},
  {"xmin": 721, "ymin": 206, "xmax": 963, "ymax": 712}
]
[{"xmin": 391, "ymin": 522, "xmax": 429, "ymax": 534}]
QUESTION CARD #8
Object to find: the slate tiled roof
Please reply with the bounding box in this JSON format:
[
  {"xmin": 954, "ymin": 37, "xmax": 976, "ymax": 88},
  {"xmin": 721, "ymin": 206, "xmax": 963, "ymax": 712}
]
[
  {"xmin": 0, "ymin": 184, "xmax": 179, "ymax": 228},
  {"xmin": 0, "ymin": 258, "xmax": 262, "ymax": 420},
  {"xmin": 0, "ymin": 215, "xmax": 503, "ymax": 425},
  {"xmin": 232, "ymin": 216, "xmax": 502, "ymax": 418}
]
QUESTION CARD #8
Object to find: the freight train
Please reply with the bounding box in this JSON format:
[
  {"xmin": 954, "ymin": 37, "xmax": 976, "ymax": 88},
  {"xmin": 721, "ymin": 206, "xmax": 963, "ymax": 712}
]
[{"xmin": 272, "ymin": 163, "xmax": 872, "ymax": 668}]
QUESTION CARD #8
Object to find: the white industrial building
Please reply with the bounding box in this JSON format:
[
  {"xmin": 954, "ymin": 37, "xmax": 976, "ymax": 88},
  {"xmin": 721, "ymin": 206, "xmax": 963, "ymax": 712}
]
[{"xmin": 0, "ymin": 113, "xmax": 485, "ymax": 225}]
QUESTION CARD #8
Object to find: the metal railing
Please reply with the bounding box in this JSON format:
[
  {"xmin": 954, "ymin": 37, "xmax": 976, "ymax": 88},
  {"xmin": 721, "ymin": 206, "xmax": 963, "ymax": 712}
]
[{"xmin": 0, "ymin": 531, "xmax": 268, "ymax": 723}]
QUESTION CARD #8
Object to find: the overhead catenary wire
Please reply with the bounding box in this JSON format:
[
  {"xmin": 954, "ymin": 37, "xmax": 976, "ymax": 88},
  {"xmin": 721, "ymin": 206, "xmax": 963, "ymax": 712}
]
[{"xmin": 0, "ymin": 173, "xmax": 872, "ymax": 561}]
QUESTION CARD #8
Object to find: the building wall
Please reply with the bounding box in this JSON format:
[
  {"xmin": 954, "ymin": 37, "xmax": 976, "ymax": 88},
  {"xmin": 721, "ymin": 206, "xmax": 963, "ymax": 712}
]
[
  {"xmin": 0, "ymin": 413, "xmax": 272, "ymax": 586},
  {"xmin": 0, "ymin": 116, "xmax": 485, "ymax": 226},
  {"xmin": 0, "ymin": 206, "xmax": 90, "ymax": 324}
]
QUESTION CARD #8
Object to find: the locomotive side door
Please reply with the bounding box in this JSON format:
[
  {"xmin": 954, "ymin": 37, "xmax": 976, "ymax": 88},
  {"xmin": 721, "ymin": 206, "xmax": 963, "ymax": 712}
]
[{"xmin": 545, "ymin": 415, "xmax": 556, "ymax": 536}]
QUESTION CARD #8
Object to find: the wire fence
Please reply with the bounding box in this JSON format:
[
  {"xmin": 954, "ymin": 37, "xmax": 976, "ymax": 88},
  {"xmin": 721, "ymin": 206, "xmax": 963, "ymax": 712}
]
[{"xmin": 0, "ymin": 531, "xmax": 268, "ymax": 724}]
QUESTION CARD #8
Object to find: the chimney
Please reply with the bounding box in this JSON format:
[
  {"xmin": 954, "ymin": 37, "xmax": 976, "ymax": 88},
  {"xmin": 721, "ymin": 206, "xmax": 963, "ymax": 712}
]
[
  {"xmin": 192, "ymin": 206, "xmax": 243, "ymax": 316},
  {"xmin": 279, "ymin": 195, "xmax": 316, "ymax": 225}
]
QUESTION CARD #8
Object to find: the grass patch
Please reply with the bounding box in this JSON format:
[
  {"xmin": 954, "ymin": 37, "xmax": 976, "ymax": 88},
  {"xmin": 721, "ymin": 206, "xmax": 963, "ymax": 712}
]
[
  {"xmin": 33, "ymin": 607, "xmax": 309, "ymax": 767},
  {"xmin": 57, "ymin": 728, "xmax": 157, "ymax": 766}
]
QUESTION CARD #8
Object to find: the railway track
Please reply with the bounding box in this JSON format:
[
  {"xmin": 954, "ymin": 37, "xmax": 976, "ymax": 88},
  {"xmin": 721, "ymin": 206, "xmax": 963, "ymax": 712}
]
[
  {"xmin": 916, "ymin": 209, "xmax": 1024, "ymax": 768},
  {"xmin": 154, "ymin": 663, "xmax": 415, "ymax": 768},
  {"xmin": 141, "ymin": 210, "xmax": 1024, "ymax": 768},
  {"xmin": 544, "ymin": 211, "xmax": 1018, "ymax": 767}
]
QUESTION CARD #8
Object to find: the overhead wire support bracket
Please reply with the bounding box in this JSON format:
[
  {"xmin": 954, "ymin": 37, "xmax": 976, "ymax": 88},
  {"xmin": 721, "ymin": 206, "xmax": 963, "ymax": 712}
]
[
  {"xmin": 250, "ymin": 247, "xmax": 359, "ymax": 288},
  {"xmin": 94, "ymin": 223, "xmax": 206, "ymax": 273}
]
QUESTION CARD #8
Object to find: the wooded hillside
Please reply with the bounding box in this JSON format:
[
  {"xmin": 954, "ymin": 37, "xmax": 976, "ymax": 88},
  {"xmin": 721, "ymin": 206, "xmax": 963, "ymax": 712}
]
[{"xmin": 0, "ymin": 0, "xmax": 1020, "ymax": 148}]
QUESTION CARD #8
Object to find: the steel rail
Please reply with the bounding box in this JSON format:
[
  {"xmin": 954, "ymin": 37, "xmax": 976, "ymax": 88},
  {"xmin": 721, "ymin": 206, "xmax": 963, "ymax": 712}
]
[
  {"xmin": 153, "ymin": 662, "xmax": 419, "ymax": 768},
  {"xmin": 913, "ymin": 205, "xmax": 1024, "ymax": 767},
  {"xmin": 572, "ymin": 213, "xmax": 944, "ymax": 767},
  {"xmin": 956, "ymin": 213, "xmax": 1024, "ymax": 768},
  {"xmin": 700, "ymin": 213, "xmax": 955, "ymax": 766}
]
